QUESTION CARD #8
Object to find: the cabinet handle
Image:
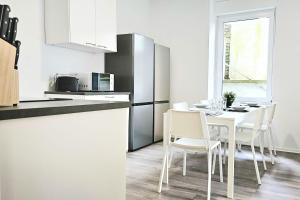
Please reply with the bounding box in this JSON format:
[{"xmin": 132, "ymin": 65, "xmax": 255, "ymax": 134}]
[
  {"xmin": 105, "ymin": 96, "xmax": 115, "ymax": 99},
  {"xmin": 85, "ymin": 42, "xmax": 96, "ymax": 46},
  {"xmin": 97, "ymin": 44, "xmax": 107, "ymax": 49}
]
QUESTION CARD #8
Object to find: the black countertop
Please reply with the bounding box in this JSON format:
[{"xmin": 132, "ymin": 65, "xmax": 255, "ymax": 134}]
[
  {"xmin": 0, "ymin": 99, "xmax": 130, "ymax": 121},
  {"xmin": 45, "ymin": 91, "xmax": 130, "ymax": 95}
]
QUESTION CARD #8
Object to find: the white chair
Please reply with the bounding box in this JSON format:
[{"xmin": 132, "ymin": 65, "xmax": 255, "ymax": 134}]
[
  {"xmin": 237, "ymin": 103, "xmax": 277, "ymax": 164},
  {"xmin": 173, "ymin": 102, "xmax": 189, "ymax": 111},
  {"xmin": 158, "ymin": 110, "xmax": 223, "ymax": 200},
  {"xmin": 221, "ymin": 107, "xmax": 267, "ymax": 184},
  {"xmin": 168, "ymin": 102, "xmax": 189, "ymax": 168},
  {"xmin": 170, "ymin": 101, "xmax": 221, "ymax": 170}
]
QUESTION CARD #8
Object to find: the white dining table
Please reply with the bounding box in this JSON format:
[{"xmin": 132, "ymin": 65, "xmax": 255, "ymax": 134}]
[{"xmin": 162, "ymin": 107, "xmax": 258, "ymax": 199}]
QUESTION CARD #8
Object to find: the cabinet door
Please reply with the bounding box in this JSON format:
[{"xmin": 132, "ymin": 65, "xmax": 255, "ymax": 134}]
[
  {"xmin": 69, "ymin": 0, "xmax": 96, "ymax": 46},
  {"xmin": 95, "ymin": 0, "xmax": 117, "ymax": 51}
]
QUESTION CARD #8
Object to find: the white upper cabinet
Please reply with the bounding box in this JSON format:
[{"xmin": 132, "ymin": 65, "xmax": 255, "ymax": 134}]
[
  {"xmin": 45, "ymin": 0, "xmax": 116, "ymax": 53},
  {"xmin": 95, "ymin": 0, "xmax": 117, "ymax": 51},
  {"xmin": 69, "ymin": 0, "xmax": 96, "ymax": 46}
]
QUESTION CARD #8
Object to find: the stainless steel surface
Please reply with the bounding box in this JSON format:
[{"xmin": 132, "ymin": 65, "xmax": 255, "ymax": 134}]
[
  {"xmin": 154, "ymin": 44, "xmax": 170, "ymax": 102},
  {"xmin": 77, "ymin": 73, "xmax": 114, "ymax": 92},
  {"xmin": 154, "ymin": 103, "xmax": 169, "ymax": 142},
  {"xmin": 130, "ymin": 104, "xmax": 154, "ymax": 151},
  {"xmin": 105, "ymin": 34, "xmax": 155, "ymax": 151},
  {"xmin": 133, "ymin": 34, "xmax": 154, "ymax": 103}
]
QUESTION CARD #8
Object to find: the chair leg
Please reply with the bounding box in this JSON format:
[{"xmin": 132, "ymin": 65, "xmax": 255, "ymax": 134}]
[
  {"xmin": 212, "ymin": 149, "xmax": 217, "ymax": 175},
  {"xmin": 158, "ymin": 150, "xmax": 168, "ymax": 193},
  {"xmin": 183, "ymin": 151, "xmax": 187, "ymax": 176},
  {"xmin": 223, "ymin": 141, "xmax": 227, "ymax": 164},
  {"xmin": 218, "ymin": 144, "xmax": 223, "ymax": 183},
  {"xmin": 168, "ymin": 151, "xmax": 173, "ymax": 168},
  {"xmin": 238, "ymin": 143, "xmax": 242, "ymax": 151},
  {"xmin": 251, "ymin": 143, "xmax": 262, "ymax": 185},
  {"xmin": 267, "ymin": 130, "xmax": 275, "ymax": 165},
  {"xmin": 259, "ymin": 134, "xmax": 267, "ymax": 171},
  {"xmin": 269, "ymin": 128, "xmax": 277, "ymax": 156},
  {"xmin": 207, "ymin": 151, "xmax": 212, "ymax": 200}
]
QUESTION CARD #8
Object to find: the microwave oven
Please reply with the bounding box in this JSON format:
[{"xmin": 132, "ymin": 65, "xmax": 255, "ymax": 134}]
[{"xmin": 78, "ymin": 73, "xmax": 114, "ymax": 91}]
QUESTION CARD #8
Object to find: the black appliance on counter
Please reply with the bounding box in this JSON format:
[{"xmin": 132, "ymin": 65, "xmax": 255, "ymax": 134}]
[
  {"xmin": 55, "ymin": 76, "xmax": 79, "ymax": 92},
  {"xmin": 105, "ymin": 34, "xmax": 154, "ymax": 151}
]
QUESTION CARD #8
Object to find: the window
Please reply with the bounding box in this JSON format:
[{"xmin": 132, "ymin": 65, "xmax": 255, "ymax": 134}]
[{"xmin": 215, "ymin": 10, "xmax": 275, "ymax": 102}]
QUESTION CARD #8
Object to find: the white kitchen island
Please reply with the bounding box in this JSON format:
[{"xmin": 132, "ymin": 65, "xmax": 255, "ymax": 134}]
[{"xmin": 0, "ymin": 100, "xmax": 129, "ymax": 200}]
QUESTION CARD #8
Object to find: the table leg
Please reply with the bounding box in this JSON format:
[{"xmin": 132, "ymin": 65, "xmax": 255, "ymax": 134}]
[
  {"xmin": 227, "ymin": 120, "xmax": 236, "ymax": 199},
  {"xmin": 163, "ymin": 113, "xmax": 169, "ymax": 184}
]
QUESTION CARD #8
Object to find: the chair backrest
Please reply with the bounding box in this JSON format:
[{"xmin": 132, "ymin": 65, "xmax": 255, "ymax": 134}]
[
  {"xmin": 265, "ymin": 103, "xmax": 276, "ymax": 127},
  {"xmin": 251, "ymin": 107, "xmax": 266, "ymax": 138},
  {"xmin": 173, "ymin": 102, "xmax": 189, "ymax": 111},
  {"xmin": 169, "ymin": 109, "xmax": 210, "ymax": 142}
]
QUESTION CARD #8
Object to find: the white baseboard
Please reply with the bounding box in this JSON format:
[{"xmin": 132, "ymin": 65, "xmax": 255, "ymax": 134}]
[
  {"xmin": 275, "ymin": 147, "xmax": 300, "ymax": 154},
  {"xmin": 237, "ymin": 143, "xmax": 300, "ymax": 154}
]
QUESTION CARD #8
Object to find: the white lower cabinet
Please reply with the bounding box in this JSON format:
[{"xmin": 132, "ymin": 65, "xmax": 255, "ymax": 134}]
[
  {"xmin": 45, "ymin": 93, "xmax": 130, "ymax": 102},
  {"xmin": 84, "ymin": 95, "xmax": 129, "ymax": 102}
]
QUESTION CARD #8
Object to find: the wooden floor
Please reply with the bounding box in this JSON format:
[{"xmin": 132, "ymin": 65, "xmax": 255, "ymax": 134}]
[{"xmin": 126, "ymin": 143, "xmax": 300, "ymax": 200}]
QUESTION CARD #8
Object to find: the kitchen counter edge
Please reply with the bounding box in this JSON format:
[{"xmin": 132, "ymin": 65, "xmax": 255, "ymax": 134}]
[
  {"xmin": 0, "ymin": 100, "xmax": 131, "ymax": 121},
  {"xmin": 44, "ymin": 91, "xmax": 131, "ymax": 95}
]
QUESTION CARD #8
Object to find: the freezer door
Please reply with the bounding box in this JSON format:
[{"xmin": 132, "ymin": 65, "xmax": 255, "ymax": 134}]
[
  {"xmin": 154, "ymin": 103, "xmax": 170, "ymax": 142},
  {"xmin": 155, "ymin": 44, "xmax": 170, "ymax": 102},
  {"xmin": 133, "ymin": 34, "xmax": 154, "ymax": 103},
  {"xmin": 130, "ymin": 104, "xmax": 154, "ymax": 151}
]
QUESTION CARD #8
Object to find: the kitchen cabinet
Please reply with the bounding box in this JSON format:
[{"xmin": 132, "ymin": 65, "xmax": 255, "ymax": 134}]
[
  {"xmin": 69, "ymin": 0, "xmax": 95, "ymax": 47},
  {"xmin": 45, "ymin": 0, "xmax": 116, "ymax": 53},
  {"xmin": 44, "ymin": 93, "xmax": 130, "ymax": 102},
  {"xmin": 95, "ymin": 0, "xmax": 117, "ymax": 51}
]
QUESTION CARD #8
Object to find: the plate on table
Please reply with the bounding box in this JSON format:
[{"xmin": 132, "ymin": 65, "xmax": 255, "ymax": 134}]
[
  {"xmin": 193, "ymin": 103, "xmax": 209, "ymax": 109},
  {"xmin": 230, "ymin": 105, "xmax": 249, "ymax": 111},
  {"xmin": 245, "ymin": 102, "xmax": 259, "ymax": 107}
]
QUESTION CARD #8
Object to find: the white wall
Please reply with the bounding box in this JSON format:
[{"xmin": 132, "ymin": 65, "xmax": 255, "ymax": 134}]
[
  {"xmin": 2, "ymin": 0, "xmax": 104, "ymax": 100},
  {"xmin": 215, "ymin": 0, "xmax": 278, "ymax": 15},
  {"xmin": 117, "ymin": 0, "xmax": 152, "ymax": 36},
  {"xmin": 272, "ymin": 0, "xmax": 300, "ymax": 153},
  {"xmin": 150, "ymin": 0, "xmax": 210, "ymax": 104},
  {"xmin": 117, "ymin": 0, "xmax": 210, "ymax": 105}
]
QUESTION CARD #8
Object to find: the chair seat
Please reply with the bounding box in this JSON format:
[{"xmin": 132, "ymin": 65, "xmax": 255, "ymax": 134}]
[
  {"xmin": 237, "ymin": 122, "xmax": 268, "ymax": 130},
  {"xmin": 173, "ymin": 138, "xmax": 220, "ymax": 150}
]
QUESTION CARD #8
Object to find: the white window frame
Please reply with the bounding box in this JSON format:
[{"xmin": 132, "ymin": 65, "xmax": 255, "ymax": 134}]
[{"xmin": 214, "ymin": 9, "xmax": 276, "ymax": 103}]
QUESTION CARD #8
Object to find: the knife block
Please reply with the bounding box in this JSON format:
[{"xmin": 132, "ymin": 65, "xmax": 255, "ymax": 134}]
[{"xmin": 0, "ymin": 38, "xmax": 19, "ymax": 106}]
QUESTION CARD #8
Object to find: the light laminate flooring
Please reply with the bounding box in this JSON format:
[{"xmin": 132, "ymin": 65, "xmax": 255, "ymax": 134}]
[{"xmin": 126, "ymin": 143, "xmax": 300, "ymax": 200}]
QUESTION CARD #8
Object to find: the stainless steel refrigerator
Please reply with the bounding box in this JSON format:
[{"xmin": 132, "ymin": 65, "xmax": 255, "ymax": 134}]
[
  {"xmin": 154, "ymin": 44, "xmax": 170, "ymax": 142},
  {"xmin": 105, "ymin": 34, "xmax": 154, "ymax": 151}
]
